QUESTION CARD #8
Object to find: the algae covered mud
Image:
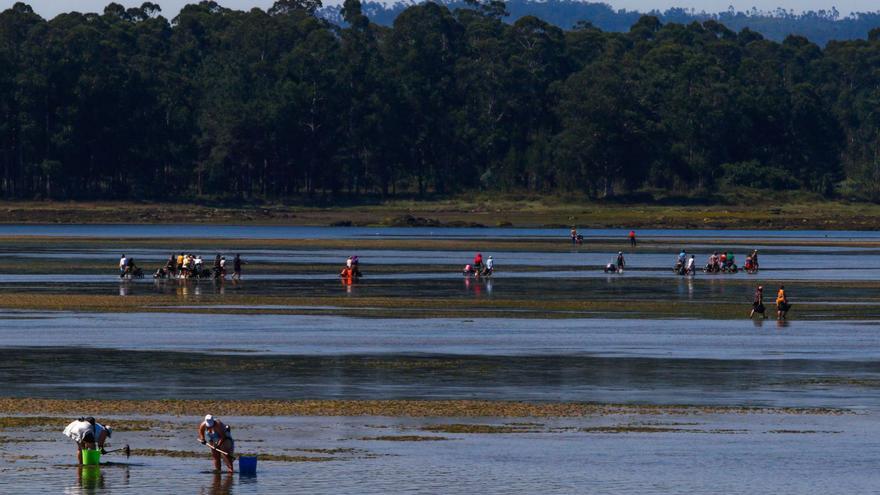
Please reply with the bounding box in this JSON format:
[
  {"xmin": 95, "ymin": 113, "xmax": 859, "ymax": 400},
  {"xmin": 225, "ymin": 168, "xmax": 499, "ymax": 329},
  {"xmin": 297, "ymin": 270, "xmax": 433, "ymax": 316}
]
[
  {"xmin": 2, "ymin": 226, "xmax": 880, "ymax": 493},
  {"xmin": 4, "ymin": 198, "xmax": 880, "ymax": 230}
]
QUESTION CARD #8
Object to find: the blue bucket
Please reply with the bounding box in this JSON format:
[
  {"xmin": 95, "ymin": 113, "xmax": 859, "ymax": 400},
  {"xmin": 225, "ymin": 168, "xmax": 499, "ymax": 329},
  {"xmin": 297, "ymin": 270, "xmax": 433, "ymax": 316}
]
[{"xmin": 239, "ymin": 455, "xmax": 257, "ymax": 476}]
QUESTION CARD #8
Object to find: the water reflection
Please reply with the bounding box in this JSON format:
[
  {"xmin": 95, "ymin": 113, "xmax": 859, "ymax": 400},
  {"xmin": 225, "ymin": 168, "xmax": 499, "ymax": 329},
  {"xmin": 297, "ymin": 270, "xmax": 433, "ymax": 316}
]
[
  {"xmin": 463, "ymin": 277, "xmax": 494, "ymax": 297},
  {"xmin": 67, "ymin": 463, "xmax": 133, "ymax": 494},
  {"xmin": 5, "ymin": 346, "xmax": 880, "ymax": 407},
  {"xmin": 76, "ymin": 465, "xmax": 104, "ymax": 492},
  {"xmin": 199, "ymin": 473, "xmax": 234, "ymax": 495}
]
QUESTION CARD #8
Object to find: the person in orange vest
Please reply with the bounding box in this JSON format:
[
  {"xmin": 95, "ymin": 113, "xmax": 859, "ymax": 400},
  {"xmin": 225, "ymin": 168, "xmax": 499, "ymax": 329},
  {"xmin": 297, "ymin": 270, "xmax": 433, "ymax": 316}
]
[
  {"xmin": 776, "ymin": 285, "xmax": 791, "ymax": 320},
  {"xmin": 628, "ymin": 230, "xmax": 637, "ymax": 247},
  {"xmin": 340, "ymin": 256, "xmax": 361, "ymax": 280}
]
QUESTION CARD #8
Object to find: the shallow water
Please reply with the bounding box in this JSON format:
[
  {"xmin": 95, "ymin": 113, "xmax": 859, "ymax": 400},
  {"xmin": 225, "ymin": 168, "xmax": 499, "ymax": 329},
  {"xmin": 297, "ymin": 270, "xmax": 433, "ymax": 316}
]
[
  {"xmin": 3, "ymin": 227, "xmax": 880, "ymax": 493},
  {"xmin": 4, "ymin": 241, "xmax": 880, "ymax": 283},
  {"xmin": 0, "ymin": 312, "xmax": 877, "ymax": 360},
  {"xmin": 2, "ymin": 414, "xmax": 880, "ymax": 494},
  {"xmin": 2, "ymin": 313, "xmax": 880, "ymax": 408}
]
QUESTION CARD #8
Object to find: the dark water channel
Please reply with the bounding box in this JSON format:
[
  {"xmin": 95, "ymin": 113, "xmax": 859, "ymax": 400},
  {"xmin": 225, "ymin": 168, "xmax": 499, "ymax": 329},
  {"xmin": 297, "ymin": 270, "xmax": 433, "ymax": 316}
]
[{"xmin": 1, "ymin": 312, "xmax": 879, "ymax": 409}]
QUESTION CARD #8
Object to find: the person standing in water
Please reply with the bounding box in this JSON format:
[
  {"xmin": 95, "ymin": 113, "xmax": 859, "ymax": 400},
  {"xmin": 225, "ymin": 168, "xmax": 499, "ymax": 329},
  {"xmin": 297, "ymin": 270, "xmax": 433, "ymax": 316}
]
[
  {"xmin": 686, "ymin": 255, "xmax": 696, "ymax": 275},
  {"xmin": 231, "ymin": 254, "xmax": 245, "ymax": 281},
  {"xmin": 749, "ymin": 285, "xmax": 766, "ymax": 319},
  {"xmin": 63, "ymin": 417, "xmax": 113, "ymax": 464},
  {"xmin": 628, "ymin": 231, "xmax": 637, "ymax": 247},
  {"xmin": 616, "ymin": 252, "xmax": 625, "ymax": 271},
  {"xmin": 473, "ymin": 252, "xmax": 483, "ymax": 272},
  {"xmin": 198, "ymin": 414, "xmax": 235, "ymax": 473},
  {"xmin": 776, "ymin": 285, "xmax": 791, "ymax": 320},
  {"xmin": 213, "ymin": 254, "xmax": 222, "ymax": 279}
]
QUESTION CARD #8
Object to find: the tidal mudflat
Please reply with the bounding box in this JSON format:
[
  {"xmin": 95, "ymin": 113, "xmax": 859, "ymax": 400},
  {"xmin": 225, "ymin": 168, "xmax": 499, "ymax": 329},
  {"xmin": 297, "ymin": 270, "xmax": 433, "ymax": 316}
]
[
  {"xmin": 1, "ymin": 226, "xmax": 879, "ymax": 493},
  {"xmin": 1, "ymin": 410, "xmax": 877, "ymax": 494}
]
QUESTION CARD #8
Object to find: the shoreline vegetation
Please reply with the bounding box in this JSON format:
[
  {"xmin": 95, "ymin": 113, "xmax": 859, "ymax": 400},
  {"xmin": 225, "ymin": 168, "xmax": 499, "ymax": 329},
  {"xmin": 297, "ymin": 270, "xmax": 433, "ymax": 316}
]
[
  {"xmin": 2, "ymin": 198, "xmax": 880, "ymax": 230},
  {"xmin": 0, "ymin": 399, "xmax": 848, "ymax": 417}
]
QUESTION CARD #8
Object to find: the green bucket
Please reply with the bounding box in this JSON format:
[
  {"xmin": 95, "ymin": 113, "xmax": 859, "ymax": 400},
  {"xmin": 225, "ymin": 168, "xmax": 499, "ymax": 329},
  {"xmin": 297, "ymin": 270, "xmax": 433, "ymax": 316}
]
[{"xmin": 82, "ymin": 449, "xmax": 101, "ymax": 466}]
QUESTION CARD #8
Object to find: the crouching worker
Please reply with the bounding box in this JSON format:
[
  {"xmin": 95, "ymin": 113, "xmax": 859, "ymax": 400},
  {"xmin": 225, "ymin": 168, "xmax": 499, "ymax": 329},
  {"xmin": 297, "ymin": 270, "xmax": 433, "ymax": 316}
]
[
  {"xmin": 198, "ymin": 414, "xmax": 234, "ymax": 473},
  {"xmin": 63, "ymin": 417, "xmax": 112, "ymax": 464}
]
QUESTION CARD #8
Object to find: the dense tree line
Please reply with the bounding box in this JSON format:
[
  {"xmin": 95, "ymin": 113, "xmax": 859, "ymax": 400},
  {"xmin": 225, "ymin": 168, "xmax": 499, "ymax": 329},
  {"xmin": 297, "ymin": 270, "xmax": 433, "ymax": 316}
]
[{"xmin": 1, "ymin": 1, "xmax": 880, "ymax": 201}]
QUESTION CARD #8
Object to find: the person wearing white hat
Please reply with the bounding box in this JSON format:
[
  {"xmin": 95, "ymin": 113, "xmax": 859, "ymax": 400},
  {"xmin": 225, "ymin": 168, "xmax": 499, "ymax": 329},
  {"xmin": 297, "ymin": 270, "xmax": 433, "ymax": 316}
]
[
  {"xmin": 198, "ymin": 414, "xmax": 235, "ymax": 473},
  {"xmin": 63, "ymin": 416, "xmax": 112, "ymax": 464}
]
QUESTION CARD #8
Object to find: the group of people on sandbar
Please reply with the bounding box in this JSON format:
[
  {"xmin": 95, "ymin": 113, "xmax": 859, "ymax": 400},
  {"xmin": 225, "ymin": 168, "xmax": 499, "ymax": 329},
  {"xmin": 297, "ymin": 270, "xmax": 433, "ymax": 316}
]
[
  {"xmin": 148, "ymin": 253, "xmax": 246, "ymax": 280},
  {"xmin": 464, "ymin": 252, "xmax": 494, "ymax": 277}
]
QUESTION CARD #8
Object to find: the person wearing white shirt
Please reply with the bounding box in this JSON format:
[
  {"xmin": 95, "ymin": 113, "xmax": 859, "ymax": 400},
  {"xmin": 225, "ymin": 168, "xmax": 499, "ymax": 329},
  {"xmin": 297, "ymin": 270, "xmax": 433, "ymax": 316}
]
[{"xmin": 686, "ymin": 255, "xmax": 696, "ymax": 274}]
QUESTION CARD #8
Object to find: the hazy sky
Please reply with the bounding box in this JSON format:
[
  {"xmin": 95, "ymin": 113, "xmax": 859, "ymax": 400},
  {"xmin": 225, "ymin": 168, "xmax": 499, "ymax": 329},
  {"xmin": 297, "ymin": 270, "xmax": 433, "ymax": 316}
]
[{"xmin": 3, "ymin": 0, "xmax": 871, "ymax": 19}]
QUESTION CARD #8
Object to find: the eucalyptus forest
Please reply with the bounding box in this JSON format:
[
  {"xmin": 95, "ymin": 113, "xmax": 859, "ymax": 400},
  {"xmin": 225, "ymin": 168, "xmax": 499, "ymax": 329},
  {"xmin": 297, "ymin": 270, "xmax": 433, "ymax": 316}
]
[{"xmin": 2, "ymin": 1, "xmax": 880, "ymax": 201}]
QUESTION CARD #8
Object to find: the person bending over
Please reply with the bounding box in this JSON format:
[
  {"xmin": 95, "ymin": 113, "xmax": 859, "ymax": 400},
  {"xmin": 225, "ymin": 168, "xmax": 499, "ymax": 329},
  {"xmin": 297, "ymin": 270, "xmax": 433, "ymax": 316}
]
[{"xmin": 63, "ymin": 417, "xmax": 112, "ymax": 464}]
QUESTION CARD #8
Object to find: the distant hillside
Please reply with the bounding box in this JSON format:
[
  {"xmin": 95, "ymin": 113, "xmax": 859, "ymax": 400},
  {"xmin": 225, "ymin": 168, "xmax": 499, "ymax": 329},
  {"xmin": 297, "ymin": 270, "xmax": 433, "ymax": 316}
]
[{"xmin": 319, "ymin": 0, "xmax": 880, "ymax": 45}]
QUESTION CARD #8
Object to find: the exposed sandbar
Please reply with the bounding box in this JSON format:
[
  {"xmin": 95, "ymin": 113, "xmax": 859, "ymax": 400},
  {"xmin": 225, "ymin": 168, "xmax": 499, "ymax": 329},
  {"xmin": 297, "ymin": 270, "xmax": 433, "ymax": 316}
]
[{"xmin": 0, "ymin": 399, "xmax": 848, "ymax": 417}]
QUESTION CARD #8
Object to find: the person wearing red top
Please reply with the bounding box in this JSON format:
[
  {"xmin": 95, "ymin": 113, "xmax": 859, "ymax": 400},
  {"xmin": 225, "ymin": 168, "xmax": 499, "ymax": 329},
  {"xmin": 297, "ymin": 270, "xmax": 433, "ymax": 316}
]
[{"xmin": 628, "ymin": 231, "xmax": 637, "ymax": 247}]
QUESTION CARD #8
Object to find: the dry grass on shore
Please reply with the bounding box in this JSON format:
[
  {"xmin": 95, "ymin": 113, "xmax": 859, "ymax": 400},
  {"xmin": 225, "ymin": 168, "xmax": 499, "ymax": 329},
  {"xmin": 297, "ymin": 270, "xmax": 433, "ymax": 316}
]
[{"xmin": 2, "ymin": 198, "xmax": 880, "ymax": 230}]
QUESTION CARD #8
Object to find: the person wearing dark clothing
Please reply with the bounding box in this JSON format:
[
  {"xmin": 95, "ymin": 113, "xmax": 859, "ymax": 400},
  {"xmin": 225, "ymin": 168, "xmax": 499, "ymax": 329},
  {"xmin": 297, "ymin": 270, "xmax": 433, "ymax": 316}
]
[
  {"xmin": 749, "ymin": 285, "xmax": 766, "ymax": 319},
  {"xmin": 232, "ymin": 254, "xmax": 245, "ymax": 281}
]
